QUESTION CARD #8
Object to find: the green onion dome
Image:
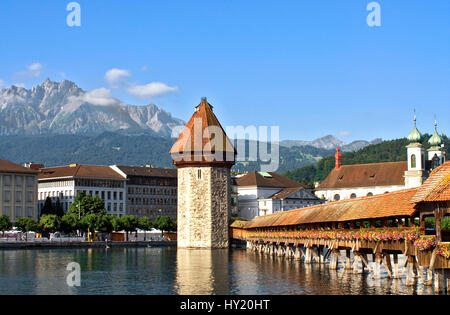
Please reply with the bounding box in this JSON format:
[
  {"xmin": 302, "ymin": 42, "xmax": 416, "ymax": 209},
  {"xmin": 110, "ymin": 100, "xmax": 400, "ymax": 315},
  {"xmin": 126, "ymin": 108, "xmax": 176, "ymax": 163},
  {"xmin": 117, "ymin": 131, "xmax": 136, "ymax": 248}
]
[
  {"xmin": 428, "ymin": 121, "xmax": 442, "ymax": 147},
  {"xmin": 407, "ymin": 117, "xmax": 422, "ymax": 143}
]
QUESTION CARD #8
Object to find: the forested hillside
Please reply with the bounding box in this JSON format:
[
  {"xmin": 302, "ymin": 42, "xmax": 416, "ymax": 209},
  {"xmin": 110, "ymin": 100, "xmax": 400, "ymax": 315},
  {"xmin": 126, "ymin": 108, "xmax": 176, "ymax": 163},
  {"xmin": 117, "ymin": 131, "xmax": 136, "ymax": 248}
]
[
  {"xmin": 283, "ymin": 134, "xmax": 449, "ymax": 186},
  {"xmin": 0, "ymin": 133, "xmax": 333, "ymax": 173}
]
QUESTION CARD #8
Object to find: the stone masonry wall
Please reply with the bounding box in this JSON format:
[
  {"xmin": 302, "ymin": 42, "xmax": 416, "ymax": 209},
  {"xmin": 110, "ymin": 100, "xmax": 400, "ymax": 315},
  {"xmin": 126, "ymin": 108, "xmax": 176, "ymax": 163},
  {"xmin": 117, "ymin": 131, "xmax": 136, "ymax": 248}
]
[{"xmin": 177, "ymin": 167, "xmax": 231, "ymax": 248}]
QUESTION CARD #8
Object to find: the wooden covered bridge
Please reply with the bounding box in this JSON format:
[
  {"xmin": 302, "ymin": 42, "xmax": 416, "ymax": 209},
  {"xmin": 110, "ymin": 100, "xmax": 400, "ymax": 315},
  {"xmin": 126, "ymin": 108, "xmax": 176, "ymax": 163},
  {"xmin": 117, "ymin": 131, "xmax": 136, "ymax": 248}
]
[{"xmin": 231, "ymin": 162, "xmax": 450, "ymax": 293}]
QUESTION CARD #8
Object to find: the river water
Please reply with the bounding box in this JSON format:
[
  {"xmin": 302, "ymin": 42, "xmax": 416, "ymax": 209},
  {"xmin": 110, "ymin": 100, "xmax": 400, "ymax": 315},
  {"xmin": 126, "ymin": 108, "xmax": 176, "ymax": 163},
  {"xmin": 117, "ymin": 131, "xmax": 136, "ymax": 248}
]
[{"xmin": 0, "ymin": 247, "xmax": 438, "ymax": 295}]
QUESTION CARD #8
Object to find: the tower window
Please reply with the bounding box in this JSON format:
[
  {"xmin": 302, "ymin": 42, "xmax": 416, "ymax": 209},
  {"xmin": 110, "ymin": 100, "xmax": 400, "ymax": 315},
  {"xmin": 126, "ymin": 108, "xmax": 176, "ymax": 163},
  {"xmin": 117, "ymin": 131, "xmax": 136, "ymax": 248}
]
[
  {"xmin": 198, "ymin": 169, "xmax": 201, "ymax": 179},
  {"xmin": 410, "ymin": 154, "xmax": 416, "ymax": 168}
]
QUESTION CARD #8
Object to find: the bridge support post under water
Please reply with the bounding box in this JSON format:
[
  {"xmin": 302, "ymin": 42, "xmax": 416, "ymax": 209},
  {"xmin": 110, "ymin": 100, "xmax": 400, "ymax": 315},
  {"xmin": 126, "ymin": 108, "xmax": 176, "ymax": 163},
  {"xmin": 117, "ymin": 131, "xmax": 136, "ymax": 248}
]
[
  {"xmin": 294, "ymin": 245, "xmax": 302, "ymax": 261},
  {"xmin": 345, "ymin": 249, "xmax": 351, "ymax": 270}
]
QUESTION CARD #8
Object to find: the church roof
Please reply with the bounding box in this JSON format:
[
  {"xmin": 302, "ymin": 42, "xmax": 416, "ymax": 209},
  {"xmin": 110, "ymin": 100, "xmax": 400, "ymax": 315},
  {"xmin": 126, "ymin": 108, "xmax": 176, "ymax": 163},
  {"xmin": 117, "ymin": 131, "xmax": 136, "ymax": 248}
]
[
  {"xmin": 169, "ymin": 98, "xmax": 235, "ymax": 166},
  {"xmin": 316, "ymin": 161, "xmax": 407, "ymax": 190},
  {"xmin": 428, "ymin": 121, "xmax": 443, "ymax": 147},
  {"xmin": 411, "ymin": 161, "xmax": 450, "ymax": 203},
  {"xmin": 407, "ymin": 117, "xmax": 422, "ymax": 143},
  {"xmin": 236, "ymin": 171, "xmax": 306, "ymax": 188},
  {"xmin": 244, "ymin": 188, "xmax": 419, "ymax": 228}
]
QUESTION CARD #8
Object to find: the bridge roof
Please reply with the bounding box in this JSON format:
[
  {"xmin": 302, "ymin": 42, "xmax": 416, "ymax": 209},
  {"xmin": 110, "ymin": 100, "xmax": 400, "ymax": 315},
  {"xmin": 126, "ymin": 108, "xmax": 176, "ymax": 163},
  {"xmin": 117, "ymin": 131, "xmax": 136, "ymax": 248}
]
[
  {"xmin": 245, "ymin": 188, "xmax": 419, "ymax": 229},
  {"xmin": 411, "ymin": 161, "xmax": 450, "ymax": 203}
]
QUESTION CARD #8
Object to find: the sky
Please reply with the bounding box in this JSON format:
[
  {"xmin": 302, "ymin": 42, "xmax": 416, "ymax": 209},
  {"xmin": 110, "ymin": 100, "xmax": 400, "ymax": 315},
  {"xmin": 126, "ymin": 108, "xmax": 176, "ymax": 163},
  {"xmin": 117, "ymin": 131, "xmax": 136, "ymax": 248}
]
[{"xmin": 0, "ymin": 0, "xmax": 449, "ymax": 142}]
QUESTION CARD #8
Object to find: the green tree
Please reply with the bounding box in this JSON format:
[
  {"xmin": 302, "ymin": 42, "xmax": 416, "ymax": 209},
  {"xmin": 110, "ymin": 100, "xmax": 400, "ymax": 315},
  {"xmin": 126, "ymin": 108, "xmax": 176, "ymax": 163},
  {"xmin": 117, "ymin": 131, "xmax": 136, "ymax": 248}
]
[
  {"xmin": 81, "ymin": 213, "xmax": 102, "ymax": 242},
  {"xmin": 67, "ymin": 192, "xmax": 106, "ymax": 218},
  {"xmin": 40, "ymin": 196, "xmax": 54, "ymax": 216},
  {"xmin": 0, "ymin": 215, "xmax": 12, "ymax": 236},
  {"xmin": 153, "ymin": 216, "xmax": 176, "ymax": 236},
  {"xmin": 60, "ymin": 213, "xmax": 80, "ymax": 235},
  {"xmin": 111, "ymin": 215, "xmax": 123, "ymax": 232},
  {"xmin": 39, "ymin": 214, "xmax": 61, "ymax": 237},
  {"xmin": 119, "ymin": 215, "xmax": 138, "ymax": 241},
  {"xmin": 54, "ymin": 197, "xmax": 65, "ymax": 217},
  {"xmin": 138, "ymin": 217, "xmax": 153, "ymax": 241},
  {"xmin": 97, "ymin": 215, "xmax": 115, "ymax": 234},
  {"xmin": 15, "ymin": 217, "xmax": 39, "ymax": 241}
]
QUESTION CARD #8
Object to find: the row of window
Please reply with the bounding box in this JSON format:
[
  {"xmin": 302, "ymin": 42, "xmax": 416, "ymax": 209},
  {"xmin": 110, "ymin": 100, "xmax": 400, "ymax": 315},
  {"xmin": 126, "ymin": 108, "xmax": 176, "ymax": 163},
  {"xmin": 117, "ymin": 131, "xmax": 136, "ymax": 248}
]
[
  {"xmin": 39, "ymin": 190, "xmax": 124, "ymax": 201},
  {"xmin": 1, "ymin": 175, "xmax": 35, "ymax": 187},
  {"xmin": 74, "ymin": 179, "xmax": 124, "ymax": 188},
  {"xmin": 128, "ymin": 187, "xmax": 176, "ymax": 195},
  {"xmin": 130, "ymin": 208, "xmax": 176, "ymax": 217},
  {"xmin": 334, "ymin": 192, "xmax": 375, "ymax": 201},
  {"xmin": 128, "ymin": 197, "xmax": 176, "ymax": 206},
  {"xmin": 2, "ymin": 190, "xmax": 34, "ymax": 203},
  {"xmin": 2, "ymin": 206, "xmax": 34, "ymax": 218}
]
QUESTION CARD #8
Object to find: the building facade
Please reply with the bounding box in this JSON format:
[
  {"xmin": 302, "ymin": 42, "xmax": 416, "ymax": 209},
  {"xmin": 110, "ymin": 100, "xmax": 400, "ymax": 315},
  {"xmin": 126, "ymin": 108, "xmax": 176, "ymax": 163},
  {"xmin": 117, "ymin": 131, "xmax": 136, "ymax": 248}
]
[
  {"xmin": 315, "ymin": 118, "xmax": 446, "ymax": 202},
  {"xmin": 111, "ymin": 165, "xmax": 177, "ymax": 220},
  {"xmin": 38, "ymin": 164, "xmax": 127, "ymax": 216},
  {"xmin": 170, "ymin": 97, "xmax": 236, "ymax": 248},
  {"xmin": 236, "ymin": 171, "xmax": 323, "ymax": 221},
  {"xmin": 0, "ymin": 159, "xmax": 38, "ymax": 221}
]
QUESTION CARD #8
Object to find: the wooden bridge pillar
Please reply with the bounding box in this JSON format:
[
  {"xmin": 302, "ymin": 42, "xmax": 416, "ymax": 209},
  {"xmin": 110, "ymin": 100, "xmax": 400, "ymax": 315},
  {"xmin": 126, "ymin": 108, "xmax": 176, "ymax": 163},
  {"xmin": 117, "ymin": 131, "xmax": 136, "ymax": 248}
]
[
  {"xmin": 305, "ymin": 246, "xmax": 312, "ymax": 264},
  {"xmin": 352, "ymin": 253, "xmax": 361, "ymax": 274},
  {"xmin": 434, "ymin": 269, "xmax": 449, "ymax": 294},
  {"xmin": 393, "ymin": 253, "xmax": 400, "ymax": 279},
  {"xmin": 405, "ymin": 255, "xmax": 416, "ymax": 286},
  {"xmin": 345, "ymin": 249, "xmax": 352, "ymax": 270},
  {"xmin": 329, "ymin": 249, "xmax": 340, "ymax": 270},
  {"xmin": 319, "ymin": 246, "xmax": 325, "ymax": 264},
  {"xmin": 294, "ymin": 245, "xmax": 303, "ymax": 261}
]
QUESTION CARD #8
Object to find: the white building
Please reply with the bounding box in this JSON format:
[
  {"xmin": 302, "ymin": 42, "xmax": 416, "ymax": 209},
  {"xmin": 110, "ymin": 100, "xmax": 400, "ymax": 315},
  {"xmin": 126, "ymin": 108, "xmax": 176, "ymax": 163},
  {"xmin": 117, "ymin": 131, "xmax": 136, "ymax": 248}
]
[
  {"xmin": 0, "ymin": 159, "xmax": 38, "ymax": 221},
  {"xmin": 236, "ymin": 171, "xmax": 322, "ymax": 220},
  {"xmin": 38, "ymin": 164, "xmax": 127, "ymax": 216},
  {"xmin": 315, "ymin": 118, "xmax": 446, "ymax": 202}
]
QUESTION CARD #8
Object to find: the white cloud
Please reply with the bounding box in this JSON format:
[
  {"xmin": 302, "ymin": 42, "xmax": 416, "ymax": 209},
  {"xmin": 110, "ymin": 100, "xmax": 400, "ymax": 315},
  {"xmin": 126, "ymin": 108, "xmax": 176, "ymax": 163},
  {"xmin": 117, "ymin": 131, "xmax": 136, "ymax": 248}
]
[
  {"xmin": 83, "ymin": 88, "xmax": 118, "ymax": 106},
  {"xmin": 105, "ymin": 68, "xmax": 131, "ymax": 87},
  {"xmin": 65, "ymin": 88, "xmax": 120, "ymax": 112},
  {"xmin": 127, "ymin": 82, "xmax": 178, "ymax": 97},
  {"xmin": 17, "ymin": 62, "xmax": 44, "ymax": 78},
  {"xmin": 335, "ymin": 131, "xmax": 351, "ymax": 138},
  {"xmin": 141, "ymin": 66, "xmax": 148, "ymax": 72}
]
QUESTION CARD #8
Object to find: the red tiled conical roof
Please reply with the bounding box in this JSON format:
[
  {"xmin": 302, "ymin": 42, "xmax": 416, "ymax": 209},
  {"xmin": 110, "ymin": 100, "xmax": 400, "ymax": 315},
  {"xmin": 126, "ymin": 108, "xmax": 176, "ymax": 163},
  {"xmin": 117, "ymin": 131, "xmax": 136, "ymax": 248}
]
[{"xmin": 170, "ymin": 98, "xmax": 236, "ymax": 167}]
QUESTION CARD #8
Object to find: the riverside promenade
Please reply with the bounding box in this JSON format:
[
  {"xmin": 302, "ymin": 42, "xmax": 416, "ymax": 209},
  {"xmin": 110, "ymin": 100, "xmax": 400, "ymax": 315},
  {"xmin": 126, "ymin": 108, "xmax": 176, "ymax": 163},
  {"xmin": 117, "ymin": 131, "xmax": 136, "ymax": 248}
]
[{"xmin": 0, "ymin": 240, "xmax": 176, "ymax": 249}]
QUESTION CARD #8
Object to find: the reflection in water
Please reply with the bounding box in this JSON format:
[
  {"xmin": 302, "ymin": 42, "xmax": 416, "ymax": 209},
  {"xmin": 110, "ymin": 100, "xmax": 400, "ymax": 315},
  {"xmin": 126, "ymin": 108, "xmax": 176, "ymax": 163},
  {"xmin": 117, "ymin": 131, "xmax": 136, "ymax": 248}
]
[
  {"xmin": 175, "ymin": 249, "xmax": 229, "ymax": 294},
  {"xmin": 0, "ymin": 248, "xmax": 440, "ymax": 295}
]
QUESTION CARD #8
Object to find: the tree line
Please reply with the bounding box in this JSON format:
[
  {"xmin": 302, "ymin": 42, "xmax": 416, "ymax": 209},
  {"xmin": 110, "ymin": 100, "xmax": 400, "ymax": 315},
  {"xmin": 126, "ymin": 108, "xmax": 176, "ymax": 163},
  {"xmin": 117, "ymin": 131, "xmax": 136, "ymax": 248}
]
[{"xmin": 0, "ymin": 191, "xmax": 177, "ymax": 241}]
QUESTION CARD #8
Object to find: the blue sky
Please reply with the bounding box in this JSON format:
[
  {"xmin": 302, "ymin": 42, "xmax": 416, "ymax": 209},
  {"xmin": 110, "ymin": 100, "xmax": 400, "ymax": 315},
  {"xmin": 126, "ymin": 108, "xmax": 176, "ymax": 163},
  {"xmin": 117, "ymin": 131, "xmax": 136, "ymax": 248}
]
[{"xmin": 0, "ymin": 0, "xmax": 449, "ymax": 142}]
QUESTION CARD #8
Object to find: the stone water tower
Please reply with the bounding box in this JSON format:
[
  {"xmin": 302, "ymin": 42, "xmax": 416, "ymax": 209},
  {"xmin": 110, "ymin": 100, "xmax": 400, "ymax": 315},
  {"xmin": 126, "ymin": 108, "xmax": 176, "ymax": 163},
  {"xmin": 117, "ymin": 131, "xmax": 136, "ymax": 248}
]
[{"xmin": 170, "ymin": 98, "xmax": 236, "ymax": 248}]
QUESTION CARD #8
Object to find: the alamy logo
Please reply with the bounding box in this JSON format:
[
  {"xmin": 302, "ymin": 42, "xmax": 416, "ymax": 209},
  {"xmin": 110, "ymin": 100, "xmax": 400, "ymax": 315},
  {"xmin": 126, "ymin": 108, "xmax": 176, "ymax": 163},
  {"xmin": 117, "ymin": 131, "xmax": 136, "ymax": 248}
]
[
  {"xmin": 66, "ymin": 262, "xmax": 81, "ymax": 287},
  {"xmin": 366, "ymin": 2, "xmax": 381, "ymax": 27},
  {"xmin": 66, "ymin": 2, "xmax": 81, "ymax": 27}
]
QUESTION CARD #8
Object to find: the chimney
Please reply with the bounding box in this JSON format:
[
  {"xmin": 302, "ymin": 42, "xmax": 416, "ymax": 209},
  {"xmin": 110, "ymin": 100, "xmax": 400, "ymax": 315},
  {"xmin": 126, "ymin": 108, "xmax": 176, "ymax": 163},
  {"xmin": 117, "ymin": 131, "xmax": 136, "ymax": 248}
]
[{"xmin": 335, "ymin": 148, "xmax": 342, "ymax": 169}]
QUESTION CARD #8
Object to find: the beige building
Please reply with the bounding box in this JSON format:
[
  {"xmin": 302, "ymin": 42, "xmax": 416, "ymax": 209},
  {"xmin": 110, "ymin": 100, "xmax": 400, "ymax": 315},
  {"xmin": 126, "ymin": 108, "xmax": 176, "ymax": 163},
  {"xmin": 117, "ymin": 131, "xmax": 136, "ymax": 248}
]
[{"xmin": 0, "ymin": 159, "xmax": 38, "ymax": 221}]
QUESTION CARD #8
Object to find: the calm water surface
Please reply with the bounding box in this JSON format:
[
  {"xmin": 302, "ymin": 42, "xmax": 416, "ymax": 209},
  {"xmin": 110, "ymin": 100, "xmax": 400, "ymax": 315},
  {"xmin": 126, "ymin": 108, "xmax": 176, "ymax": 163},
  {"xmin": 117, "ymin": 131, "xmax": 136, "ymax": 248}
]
[{"xmin": 0, "ymin": 247, "xmax": 437, "ymax": 295}]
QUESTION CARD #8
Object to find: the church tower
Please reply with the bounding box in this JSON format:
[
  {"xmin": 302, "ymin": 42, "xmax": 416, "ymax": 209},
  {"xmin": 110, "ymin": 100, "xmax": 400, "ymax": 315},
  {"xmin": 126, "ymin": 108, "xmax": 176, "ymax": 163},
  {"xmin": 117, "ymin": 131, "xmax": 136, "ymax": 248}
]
[
  {"xmin": 404, "ymin": 116, "xmax": 426, "ymax": 188},
  {"xmin": 427, "ymin": 120, "xmax": 445, "ymax": 169},
  {"xmin": 170, "ymin": 98, "xmax": 236, "ymax": 248}
]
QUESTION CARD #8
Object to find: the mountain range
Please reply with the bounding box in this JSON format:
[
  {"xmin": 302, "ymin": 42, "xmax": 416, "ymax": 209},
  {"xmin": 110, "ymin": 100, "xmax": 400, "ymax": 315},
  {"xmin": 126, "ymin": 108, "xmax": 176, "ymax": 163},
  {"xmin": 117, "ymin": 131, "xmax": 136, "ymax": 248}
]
[
  {"xmin": 0, "ymin": 79, "xmax": 185, "ymax": 137},
  {"xmin": 0, "ymin": 79, "xmax": 383, "ymax": 173},
  {"xmin": 280, "ymin": 136, "xmax": 382, "ymax": 152}
]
